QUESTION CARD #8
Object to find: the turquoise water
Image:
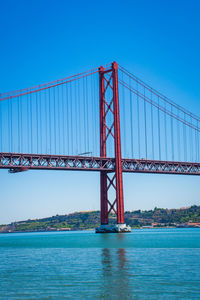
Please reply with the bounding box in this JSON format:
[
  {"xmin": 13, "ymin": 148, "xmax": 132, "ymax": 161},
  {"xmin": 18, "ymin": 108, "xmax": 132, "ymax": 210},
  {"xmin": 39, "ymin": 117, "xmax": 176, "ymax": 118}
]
[{"xmin": 0, "ymin": 228, "xmax": 200, "ymax": 299}]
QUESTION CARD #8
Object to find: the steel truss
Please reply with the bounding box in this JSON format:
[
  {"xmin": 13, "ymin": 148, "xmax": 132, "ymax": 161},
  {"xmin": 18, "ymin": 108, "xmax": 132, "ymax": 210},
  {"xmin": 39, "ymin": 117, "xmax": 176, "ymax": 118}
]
[{"xmin": 1, "ymin": 152, "xmax": 200, "ymax": 175}]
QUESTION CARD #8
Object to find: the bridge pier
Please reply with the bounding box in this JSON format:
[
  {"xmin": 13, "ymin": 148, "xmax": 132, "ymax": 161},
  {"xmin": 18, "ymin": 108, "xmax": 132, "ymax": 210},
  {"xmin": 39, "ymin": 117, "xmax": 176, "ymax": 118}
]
[
  {"xmin": 96, "ymin": 62, "xmax": 131, "ymax": 233},
  {"xmin": 96, "ymin": 223, "xmax": 131, "ymax": 233}
]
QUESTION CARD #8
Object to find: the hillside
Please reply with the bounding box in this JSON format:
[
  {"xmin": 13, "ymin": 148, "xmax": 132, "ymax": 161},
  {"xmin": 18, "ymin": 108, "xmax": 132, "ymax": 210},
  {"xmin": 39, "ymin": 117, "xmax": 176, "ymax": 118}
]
[{"xmin": 0, "ymin": 205, "xmax": 200, "ymax": 233}]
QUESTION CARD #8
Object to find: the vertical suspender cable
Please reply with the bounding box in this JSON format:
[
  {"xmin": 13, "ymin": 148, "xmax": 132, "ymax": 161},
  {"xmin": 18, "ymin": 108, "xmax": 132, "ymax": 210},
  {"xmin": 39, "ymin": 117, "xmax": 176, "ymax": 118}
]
[
  {"xmin": 171, "ymin": 105, "xmax": 174, "ymax": 161},
  {"xmin": 89, "ymin": 75, "xmax": 93, "ymax": 155},
  {"xmin": 197, "ymin": 121, "xmax": 199, "ymax": 162},
  {"xmin": 157, "ymin": 96, "xmax": 161, "ymax": 160},
  {"xmin": 195, "ymin": 120, "xmax": 198, "ymax": 162},
  {"xmin": 45, "ymin": 90, "xmax": 48, "ymax": 154},
  {"xmin": 144, "ymin": 88, "xmax": 148, "ymax": 158},
  {"xmin": 151, "ymin": 91, "xmax": 154, "ymax": 160},
  {"xmin": 30, "ymin": 91, "xmax": 33, "ymax": 153},
  {"xmin": 77, "ymin": 79, "xmax": 80, "ymax": 153},
  {"xmin": 86, "ymin": 76, "xmax": 89, "ymax": 152},
  {"xmin": 78, "ymin": 78, "xmax": 81, "ymax": 154},
  {"xmin": 8, "ymin": 100, "xmax": 10, "ymax": 151},
  {"xmin": 137, "ymin": 82, "xmax": 140, "ymax": 158},
  {"xmin": 184, "ymin": 114, "xmax": 187, "ymax": 161},
  {"xmin": 49, "ymin": 88, "xmax": 51, "ymax": 154},
  {"xmin": 54, "ymin": 87, "xmax": 57, "ymax": 154},
  {"xmin": 10, "ymin": 99, "xmax": 14, "ymax": 152},
  {"xmin": 129, "ymin": 76, "xmax": 134, "ymax": 158},
  {"xmin": 183, "ymin": 117, "xmax": 186, "ymax": 161},
  {"xmin": 40, "ymin": 91, "xmax": 42, "ymax": 154},
  {"xmin": 27, "ymin": 93, "xmax": 29, "ymax": 153},
  {"xmin": 164, "ymin": 99, "xmax": 168, "ymax": 161},
  {"xmin": 190, "ymin": 116, "xmax": 193, "ymax": 162},
  {"xmin": 83, "ymin": 77, "xmax": 86, "ymax": 152},
  {"xmin": 18, "ymin": 96, "xmax": 20, "ymax": 152},
  {"xmin": 62, "ymin": 83, "xmax": 65, "ymax": 154},
  {"xmin": 57, "ymin": 86, "xmax": 61, "ymax": 154},
  {"xmin": 74, "ymin": 80, "xmax": 78, "ymax": 153},
  {"xmin": 66, "ymin": 84, "xmax": 69, "ymax": 155},
  {"xmin": 11, "ymin": 99, "xmax": 13, "ymax": 152},
  {"xmin": 36, "ymin": 93, "xmax": 39, "ymax": 153},
  {"xmin": 80, "ymin": 78, "xmax": 83, "ymax": 154},
  {"xmin": 20, "ymin": 96, "xmax": 23, "ymax": 153},
  {"xmin": 177, "ymin": 108, "xmax": 181, "ymax": 161},
  {"xmin": 91, "ymin": 75, "xmax": 95, "ymax": 156},
  {"xmin": 70, "ymin": 82, "xmax": 73, "ymax": 154},
  {"xmin": 44, "ymin": 90, "xmax": 47, "ymax": 154}
]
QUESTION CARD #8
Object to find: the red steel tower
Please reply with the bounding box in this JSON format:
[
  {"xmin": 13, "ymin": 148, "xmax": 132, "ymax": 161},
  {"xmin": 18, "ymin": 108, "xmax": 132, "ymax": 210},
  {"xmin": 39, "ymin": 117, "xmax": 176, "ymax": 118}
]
[{"xmin": 96, "ymin": 62, "xmax": 131, "ymax": 233}]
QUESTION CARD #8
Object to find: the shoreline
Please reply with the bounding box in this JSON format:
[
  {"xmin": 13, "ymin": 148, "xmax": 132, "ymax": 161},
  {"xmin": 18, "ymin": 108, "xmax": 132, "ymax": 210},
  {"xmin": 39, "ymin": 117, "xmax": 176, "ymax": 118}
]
[{"xmin": 1, "ymin": 226, "xmax": 200, "ymax": 234}]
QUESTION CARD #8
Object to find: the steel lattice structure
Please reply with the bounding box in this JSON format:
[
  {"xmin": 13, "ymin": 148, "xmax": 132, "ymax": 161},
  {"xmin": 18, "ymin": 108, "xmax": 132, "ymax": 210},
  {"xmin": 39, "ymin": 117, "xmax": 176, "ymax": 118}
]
[{"xmin": 1, "ymin": 153, "xmax": 200, "ymax": 175}]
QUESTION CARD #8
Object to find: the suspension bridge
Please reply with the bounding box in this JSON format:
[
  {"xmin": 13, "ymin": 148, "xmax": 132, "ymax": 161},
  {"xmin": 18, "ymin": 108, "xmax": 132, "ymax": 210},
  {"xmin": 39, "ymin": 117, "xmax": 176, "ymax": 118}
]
[{"xmin": 0, "ymin": 62, "xmax": 200, "ymax": 232}]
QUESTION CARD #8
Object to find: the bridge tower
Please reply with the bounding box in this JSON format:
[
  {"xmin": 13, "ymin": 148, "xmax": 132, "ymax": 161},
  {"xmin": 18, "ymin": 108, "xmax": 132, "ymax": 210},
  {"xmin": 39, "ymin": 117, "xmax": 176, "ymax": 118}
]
[{"xmin": 96, "ymin": 62, "xmax": 131, "ymax": 233}]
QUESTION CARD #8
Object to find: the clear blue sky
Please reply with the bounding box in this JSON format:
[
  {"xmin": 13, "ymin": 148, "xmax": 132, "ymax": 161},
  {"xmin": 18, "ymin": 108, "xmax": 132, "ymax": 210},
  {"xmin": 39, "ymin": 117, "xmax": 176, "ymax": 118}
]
[{"xmin": 0, "ymin": 0, "xmax": 200, "ymax": 224}]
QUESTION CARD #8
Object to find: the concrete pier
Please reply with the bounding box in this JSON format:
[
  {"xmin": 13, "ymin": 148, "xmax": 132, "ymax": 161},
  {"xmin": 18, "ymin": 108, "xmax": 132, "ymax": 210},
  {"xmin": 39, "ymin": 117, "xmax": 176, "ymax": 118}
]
[{"xmin": 95, "ymin": 223, "xmax": 131, "ymax": 233}]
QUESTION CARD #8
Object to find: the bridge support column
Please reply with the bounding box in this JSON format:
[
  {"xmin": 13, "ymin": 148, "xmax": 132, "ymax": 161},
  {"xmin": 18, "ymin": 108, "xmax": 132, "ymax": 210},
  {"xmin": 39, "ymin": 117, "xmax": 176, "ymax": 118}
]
[{"xmin": 96, "ymin": 62, "xmax": 131, "ymax": 233}]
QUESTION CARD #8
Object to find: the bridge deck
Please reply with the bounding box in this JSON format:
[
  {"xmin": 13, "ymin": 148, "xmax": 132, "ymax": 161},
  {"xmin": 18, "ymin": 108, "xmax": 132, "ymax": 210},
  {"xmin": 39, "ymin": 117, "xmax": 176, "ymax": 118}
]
[{"xmin": 0, "ymin": 153, "xmax": 200, "ymax": 175}]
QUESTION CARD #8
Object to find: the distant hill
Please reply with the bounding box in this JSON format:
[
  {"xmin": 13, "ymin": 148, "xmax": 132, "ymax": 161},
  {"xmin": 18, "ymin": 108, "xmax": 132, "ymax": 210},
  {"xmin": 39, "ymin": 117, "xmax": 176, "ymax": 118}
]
[{"xmin": 0, "ymin": 205, "xmax": 200, "ymax": 233}]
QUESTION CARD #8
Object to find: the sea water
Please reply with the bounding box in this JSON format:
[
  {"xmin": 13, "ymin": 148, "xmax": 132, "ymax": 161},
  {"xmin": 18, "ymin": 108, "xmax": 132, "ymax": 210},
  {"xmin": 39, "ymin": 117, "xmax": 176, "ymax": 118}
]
[{"xmin": 0, "ymin": 228, "xmax": 200, "ymax": 299}]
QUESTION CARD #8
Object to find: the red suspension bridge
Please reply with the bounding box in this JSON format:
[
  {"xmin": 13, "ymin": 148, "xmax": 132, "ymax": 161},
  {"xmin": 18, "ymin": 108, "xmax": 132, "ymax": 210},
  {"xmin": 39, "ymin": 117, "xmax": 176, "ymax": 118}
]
[{"xmin": 0, "ymin": 62, "xmax": 200, "ymax": 232}]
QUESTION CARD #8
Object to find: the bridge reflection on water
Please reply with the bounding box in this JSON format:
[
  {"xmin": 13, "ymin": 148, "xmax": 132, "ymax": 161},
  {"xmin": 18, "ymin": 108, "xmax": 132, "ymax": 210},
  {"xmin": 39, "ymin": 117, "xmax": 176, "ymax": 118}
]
[{"xmin": 100, "ymin": 233, "xmax": 132, "ymax": 298}]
